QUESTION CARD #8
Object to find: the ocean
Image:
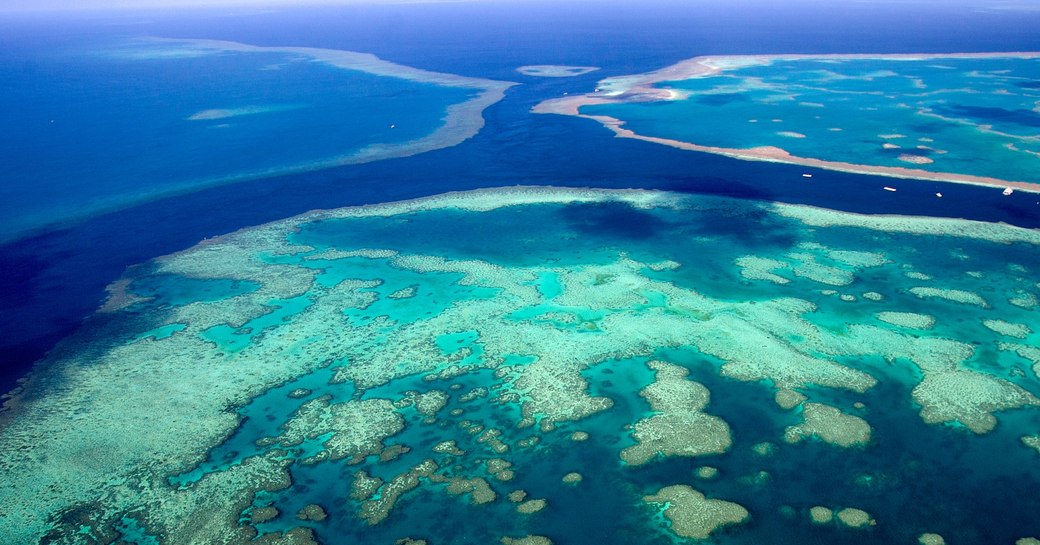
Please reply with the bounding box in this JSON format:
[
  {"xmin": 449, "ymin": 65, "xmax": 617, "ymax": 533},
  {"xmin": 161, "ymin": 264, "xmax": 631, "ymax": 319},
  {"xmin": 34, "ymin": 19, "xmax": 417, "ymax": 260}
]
[
  {"xmin": 3, "ymin": 0, "xmax": 1040, "ymax": 394},
  {"xmin": 1, "ymin": 2, "xmax": 1039, "ymax": 543}
]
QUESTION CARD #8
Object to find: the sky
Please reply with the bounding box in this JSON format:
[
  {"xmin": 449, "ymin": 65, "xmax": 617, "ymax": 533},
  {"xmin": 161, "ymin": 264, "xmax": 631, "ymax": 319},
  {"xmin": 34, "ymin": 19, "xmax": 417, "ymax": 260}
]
[
  {"xmin": 4, "ymin": 0, "xmax": 1039, "ymax": 12},
  {"xmin": 3, "ymin": 0, "xmax": 1039, "ymax": 18},
  {"xmin": 0, "ymin": 0, "xmax": 477, "ymax": 13}
]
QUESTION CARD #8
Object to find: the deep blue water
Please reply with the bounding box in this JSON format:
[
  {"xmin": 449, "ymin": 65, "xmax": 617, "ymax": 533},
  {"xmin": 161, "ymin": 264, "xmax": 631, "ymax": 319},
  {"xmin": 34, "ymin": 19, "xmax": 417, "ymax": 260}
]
[
  {"xmin": 0, "ymin": 36, "xmax": 476, "ymax": 236},
  {"xmin": 3, "ymin": 0, "xmax": 1040, "ymax": 395}
]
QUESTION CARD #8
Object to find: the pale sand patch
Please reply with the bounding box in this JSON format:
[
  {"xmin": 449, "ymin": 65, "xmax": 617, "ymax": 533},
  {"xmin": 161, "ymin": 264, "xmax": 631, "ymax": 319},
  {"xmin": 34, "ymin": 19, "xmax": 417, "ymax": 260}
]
[
  {"xmin": 360, "ymin": 460, "xmax": 439, "ymax": 525},
  {"xmin": 431, "ymin": 440, "xmax": 464, "ymax": 456},
  {"xmin": 486, "ymin": 458, "xmax": 514, "ymax": 481},
  {"xmin": 501, "ymin": 537, "xmax": 552, "ymax": 545},
  {"xmin": 999, "ymin": 342, "xmax": 1040, "ymax": 380},
  {"xmin": 898, "ymin": 154, "xmax": 935, "ymax": 165},
  {"xmin": 387, "ymin": 286, "xmax": 417, "ymax": 300},
  {"xmin": 751, "ymin": 442, "xmax": 777, "ymax": 457},
  {"xmin": 786, "ymin": 252, "xmax": 855, "ymax": 286},
  {"xmin": 695, "ymin": 466, "xmax": 719, "ymax": 479},
  {"xmin": 909, "ymin": 287, "xmax": 989, "ymax": 307},
  {"xmin": 444, "ymin": 476, "xmax": 497, "ymax": 505},
  {"xmin": 351, "ymin": 471, "xmax": 383, "ymax": 501},
  {"xmin": 775, "ymin": 389, "xmax": 807, "ymax": 410},
  {"xmin": 562, "ymin": 472, "xmax": 583, "ymax": 484},
  {"xmin": 809, "ymin": 506, "xmax": 833, "ymax": 524},
  {"xmin": 919, "ymin": 533, "xmax": 946, "ymax": 545},
  {"xmin": 983, "ymin": 319, "xmax": 1031, "ymax": 338},
  {"xmin": 734, "ymin": 256, "xmax": 791, "ymax": 284},
  {"xmin": 507, "ymin": 490, "xmax": 527, "ymax": 503},
  {"xmin": 836, "ymin": 507, "xmax": 876, "ymax": 528},
  {"xmin": 644, "ymin": 485, "xmax": 749, "ymax": 540},
  {"xmin": 516, "ymin": 499, "xmax": 547, "ymax": 514},
  {"xmin": 187, "ymin": 104, "xmax": 300, "ymax": 121},
  {"xmin": 913, "ymin": 369, "xmax": 1040, "ymax": 433},
  {"xmin": 820, "ymin": 248, "xmax": 888, "ymax": 268},
  {"xmin": 877, "ymin": 311, "xmax": 936, "ymax": 330},
  {"xmin": 271, "ymin": 396, "xmax": 404, "ymax": 463},
  {"xmin": 784, "ymin": 402, "xmax": 872, "ymax": 448},
  {"xmin": 621, "ymin": 361, "xmax": 731, "ymax": 465},
  {"xmin": 1013, "ymin": 291, "xmax": 1040, "ymax": 309},
  {"xmin": 296, "ymin": 504, "xmax": 327, "ymax": 522},
  {"xmin": 516, "ymin": 65, "xmax": 599, "ymax": 78}
]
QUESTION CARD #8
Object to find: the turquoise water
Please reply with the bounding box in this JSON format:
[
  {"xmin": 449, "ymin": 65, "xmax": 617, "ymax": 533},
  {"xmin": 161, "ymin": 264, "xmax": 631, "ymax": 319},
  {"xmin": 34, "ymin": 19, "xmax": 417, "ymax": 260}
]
[
  {"xmin": 42, "ymin": 193, "xmax": 1031, "ymax": 545},
  {"xmin": 0, "ymin": 38, "xmax": 479, "ymax": 237},
  {"xmin": 4, "ymin": 5, "xmax": 1040, "ymax": 545},
  {"xmin": 128, "ymin": 274, "xmax": 260, "ymax": 307},
  {"xmin": 583, "ymin": 57, "xmax": 1040, "ymax": 182}
]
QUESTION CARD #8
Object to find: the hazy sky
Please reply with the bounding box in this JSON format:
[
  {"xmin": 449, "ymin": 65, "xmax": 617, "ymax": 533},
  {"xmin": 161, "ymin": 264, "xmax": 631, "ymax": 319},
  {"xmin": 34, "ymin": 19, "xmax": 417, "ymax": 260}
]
[
  {"xmin": 0, "ymin": 0, "xmax": 476, "ymax": 13},
  {"xmin": 4, "ymin": 0, "xmax": 1038, "ymax": 14}
]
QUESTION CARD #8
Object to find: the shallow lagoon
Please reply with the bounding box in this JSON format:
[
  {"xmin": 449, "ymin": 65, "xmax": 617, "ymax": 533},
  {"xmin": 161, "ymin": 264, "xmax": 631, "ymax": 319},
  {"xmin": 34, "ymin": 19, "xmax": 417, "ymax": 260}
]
[
  {"xmin": 581, "ymin": 56, "xmax": 1040, "ymax": 185},
  {"xmin": 1, "ymin": 187, "xmax": 1038, "ymax": 545}
]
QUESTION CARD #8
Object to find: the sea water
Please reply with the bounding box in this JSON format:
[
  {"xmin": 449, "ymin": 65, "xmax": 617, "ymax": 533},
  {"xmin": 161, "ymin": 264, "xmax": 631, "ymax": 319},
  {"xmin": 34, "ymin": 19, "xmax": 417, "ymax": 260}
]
[
  {"xmin": 3, "ymin": 189, "xmax": 1037, "ymax": 544},
  {"xmin": 581, "ymin": 56, "xmax": 1040, "ymax": 183}
]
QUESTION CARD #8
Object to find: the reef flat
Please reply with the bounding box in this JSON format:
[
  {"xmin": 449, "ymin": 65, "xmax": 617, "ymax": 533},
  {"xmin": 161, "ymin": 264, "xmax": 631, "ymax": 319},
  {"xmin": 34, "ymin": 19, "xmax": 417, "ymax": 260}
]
[
  {"xmin": 534, "ymin": 53, "xmax": 1040, "ymax": 192},
  {"xmin": 1, "ymin": 186, "xmax": 1039, "ymax": 544}
]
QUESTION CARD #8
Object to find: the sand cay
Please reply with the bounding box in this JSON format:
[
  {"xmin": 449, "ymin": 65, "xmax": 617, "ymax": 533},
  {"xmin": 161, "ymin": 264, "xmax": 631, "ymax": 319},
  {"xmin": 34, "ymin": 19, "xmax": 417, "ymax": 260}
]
[
  {"xmin": 140, "ymin": 37, "xmax": 516, "ymax": 168},
  {"xmin": 533, "ymin": 51, "xmax": 1040, "ymax": 193},
  {"xmin": 516, "ymin": 65, "xmax": 599, "ymax": 77},
  {"xmin": 187, "ymin": 105, "xmax": 303, "ymax": 121}
]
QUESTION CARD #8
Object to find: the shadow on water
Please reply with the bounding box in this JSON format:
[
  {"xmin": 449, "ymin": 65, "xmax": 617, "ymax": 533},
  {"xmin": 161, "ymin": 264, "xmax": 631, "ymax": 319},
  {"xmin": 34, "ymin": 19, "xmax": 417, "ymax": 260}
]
[
  {"xmin": 695, "ymin": 203, "xmax": 800, "ymax": 249},
  {"xmin": 934, "ymin": 104, "xmax": 1040, "ymax": 128},
  {"xmin": 558, "ymin": 202, "xmax": 670, "ymax": 240},
  {"xmin": 558, "ymin": 191, "xmax": 798, "ymax": 251},
  {"xmin": 658, "ymin": 175, "xmax": 778, "ymax": 201}
]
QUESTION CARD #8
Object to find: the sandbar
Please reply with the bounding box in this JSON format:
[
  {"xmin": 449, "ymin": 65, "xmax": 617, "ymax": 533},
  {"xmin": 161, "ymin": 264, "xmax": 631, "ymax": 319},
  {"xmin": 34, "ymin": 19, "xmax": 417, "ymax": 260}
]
[
  {"xmin": 533, "ymin": 51, "xmax": 1040, "ymax": 193},
  {"xmin": 187, "ymin": 104, "xmax": 301, "ymax": 121},
  {"xmin": 15, "ymin": 36, "xmax": 517, "ymax": 240},
  {"xmin": 516, "ymin": 65, "xmax": 599, "ymax": 77}
]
